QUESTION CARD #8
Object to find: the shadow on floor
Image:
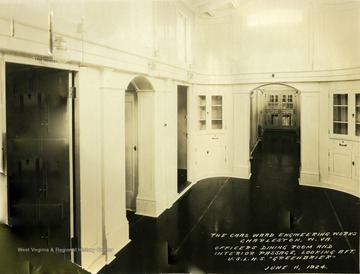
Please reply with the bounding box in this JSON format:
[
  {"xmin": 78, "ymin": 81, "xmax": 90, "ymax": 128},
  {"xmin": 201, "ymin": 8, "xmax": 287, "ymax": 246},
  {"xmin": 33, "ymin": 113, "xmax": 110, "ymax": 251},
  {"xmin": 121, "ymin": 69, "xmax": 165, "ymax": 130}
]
[{"xmin": 0, "ymin": 224, "xmax": 90, "ymax": 273}]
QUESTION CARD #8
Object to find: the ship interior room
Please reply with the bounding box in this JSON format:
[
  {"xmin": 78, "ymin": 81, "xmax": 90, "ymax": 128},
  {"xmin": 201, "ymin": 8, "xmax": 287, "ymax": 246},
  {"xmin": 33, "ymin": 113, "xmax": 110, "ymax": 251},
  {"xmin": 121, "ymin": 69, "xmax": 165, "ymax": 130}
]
[{"xmin": 0, "ymin": 0, "xmax": 359, "ymax": 273}]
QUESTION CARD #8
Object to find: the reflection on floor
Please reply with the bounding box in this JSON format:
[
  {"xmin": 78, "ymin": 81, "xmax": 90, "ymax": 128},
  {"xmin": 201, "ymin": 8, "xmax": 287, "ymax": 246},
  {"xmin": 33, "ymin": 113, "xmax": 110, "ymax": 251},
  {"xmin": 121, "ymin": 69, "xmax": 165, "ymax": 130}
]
[
  {"xmin": 99, "ymin": 130, "xmax": 360, "ymax": 274},
  {"xmin": 0, "ymin": 224, "xmax": 90, "ymax": 273}
]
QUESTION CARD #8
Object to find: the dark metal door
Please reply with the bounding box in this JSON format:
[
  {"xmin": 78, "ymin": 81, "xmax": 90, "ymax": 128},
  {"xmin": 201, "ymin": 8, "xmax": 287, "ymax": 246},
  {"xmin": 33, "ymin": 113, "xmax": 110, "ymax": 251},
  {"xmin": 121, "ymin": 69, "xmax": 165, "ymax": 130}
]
[{"xmin": 6, "ymin": 63, "xmax": 71, "ymax": 255}]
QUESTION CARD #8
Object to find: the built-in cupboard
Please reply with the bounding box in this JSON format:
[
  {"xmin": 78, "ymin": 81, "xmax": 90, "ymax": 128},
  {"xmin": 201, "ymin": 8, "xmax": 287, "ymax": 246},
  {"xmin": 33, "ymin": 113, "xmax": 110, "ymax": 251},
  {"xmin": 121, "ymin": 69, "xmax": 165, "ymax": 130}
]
[
  {"xmin": 194, "ymin": 91, "xmax": 230, "ymax": 178},
  {"xmin": 329, "ymin": 91, "xmax": 360, "ymax": 182}
]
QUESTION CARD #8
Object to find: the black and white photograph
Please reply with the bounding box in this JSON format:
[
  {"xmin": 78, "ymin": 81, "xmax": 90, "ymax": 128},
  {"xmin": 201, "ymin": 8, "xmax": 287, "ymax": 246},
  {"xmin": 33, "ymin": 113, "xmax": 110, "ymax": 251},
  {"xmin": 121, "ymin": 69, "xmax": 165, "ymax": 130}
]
[{"xmin": 0, "ymin": 0, "xmax": 359, "ymax": 273}]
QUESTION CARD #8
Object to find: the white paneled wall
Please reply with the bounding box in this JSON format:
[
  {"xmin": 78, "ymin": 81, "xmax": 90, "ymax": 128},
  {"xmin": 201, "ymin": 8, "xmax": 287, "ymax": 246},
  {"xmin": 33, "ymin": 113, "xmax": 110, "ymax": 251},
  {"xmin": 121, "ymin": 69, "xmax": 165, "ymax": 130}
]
[
  {"xmin": 77, "ymin": 67, "xmax": 104, "ymax": 272},
  {"xmin": 300, "ymin": 92, "xmax": 320, "ymax": 184}
]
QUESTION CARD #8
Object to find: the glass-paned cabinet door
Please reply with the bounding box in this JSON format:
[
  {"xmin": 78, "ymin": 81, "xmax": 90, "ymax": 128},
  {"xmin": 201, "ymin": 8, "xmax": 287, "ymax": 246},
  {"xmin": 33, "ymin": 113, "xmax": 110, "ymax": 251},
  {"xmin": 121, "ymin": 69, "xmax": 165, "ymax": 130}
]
[
  {"xmin": 197, "ymin": 94, "xmax": 223, "ymax": 131},
  {"xmin": 333, "ymin": 93, "xmax": 348, "ymax": 135},
  {"xmin": 211, "ymin": 95, "xmax": 223, "ymax": 130},
  {"xmin": 198, "ymin": 95, "xmax": 206, "ymax": 130},
  {"xmin": 356, "ymin": 93, "xmax": 360, "ymax": 136}
]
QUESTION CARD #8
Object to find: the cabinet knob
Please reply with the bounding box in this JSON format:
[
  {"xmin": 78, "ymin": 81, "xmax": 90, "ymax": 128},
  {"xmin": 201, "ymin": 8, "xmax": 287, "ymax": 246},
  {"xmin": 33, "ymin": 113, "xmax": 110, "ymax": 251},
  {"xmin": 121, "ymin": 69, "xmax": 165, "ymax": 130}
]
[{"xmin": 353, "ymin": 161, "xmax": 355, "ymax": 166}]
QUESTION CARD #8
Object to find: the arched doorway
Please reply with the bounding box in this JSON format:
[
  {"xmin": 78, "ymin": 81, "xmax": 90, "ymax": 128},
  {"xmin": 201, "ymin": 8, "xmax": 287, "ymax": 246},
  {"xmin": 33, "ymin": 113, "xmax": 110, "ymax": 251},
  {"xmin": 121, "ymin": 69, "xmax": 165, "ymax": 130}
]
[
  {"xmin": 250, "ymin": 84, "xmax": 300, "ymax": 152},
  {"xmin": 125, "ymin": 76, "xmax": 155, "ymax": 213}
]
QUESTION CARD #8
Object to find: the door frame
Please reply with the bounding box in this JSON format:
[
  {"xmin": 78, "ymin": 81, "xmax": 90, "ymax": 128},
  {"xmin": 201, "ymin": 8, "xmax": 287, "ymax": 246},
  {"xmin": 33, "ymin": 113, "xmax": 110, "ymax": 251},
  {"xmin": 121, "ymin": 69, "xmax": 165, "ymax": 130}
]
[
  {"xmin": 124, "ymin": 76, "xmax": 155, "ymax": 216},
  {"xmin": 125, "ymin": 90, "xmax": 138, "ymax": 211},
  {"xmin": 177, "ymin": 85, "xmax": 190, "ymax": 192},
  {"xmin": 1, "ymin": 55, "xmax": 80, "ymax": 263}
]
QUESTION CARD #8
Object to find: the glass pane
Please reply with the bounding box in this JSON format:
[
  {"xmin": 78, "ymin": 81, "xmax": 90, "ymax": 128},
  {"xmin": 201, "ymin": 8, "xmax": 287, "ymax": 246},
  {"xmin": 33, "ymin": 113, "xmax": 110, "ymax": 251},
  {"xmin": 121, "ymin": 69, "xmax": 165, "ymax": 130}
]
[
  {"xmin": 356, "ymin": 94, "xmax": 360, "ymax": 123},
  {"xmin": 211, "ymin": 95, "xmax": 222, "ymax": 105},
  {"xmin": 333, "ymin": 106, "xmax": 348, "ymax": 122},
  {"xmin": 334, "ymin": 123, "xmax": 348, "ymax": 135},
  {"xmin": 212, "ymin": 120, "xmax": 222, "ymax": 129},
  {"xmin": 211, "ymin": 106, "xmax": 222, "ymax": 119},
  {"xmin": 198, "ymin": 95, "xmax": 206, "ymax": 130},
  {"xmin": 198, "ymin": 106, "xmax": 206, "ymax": 120},
  {"xmin": 198, "ymin": 121, "xmax": 206, "ymax": 130},
  {"xmin": 282, "ymin": 114, "xmax": 291, "ymax": 126},
  {"xmin": 198, "ymin": 95, "xmax": 206, "ymax": 106},
  {"xmin": 211, "ymin": 96, "xmax": 222, "ymax": 130},
  {"xmin": 356, "ymin": 94, "xmax": 360, "ymax": 136},
  {"xmin": 333, "ymin": 94, "xmax": 348, "ymax": 105},
  {"xmin": 271, "ymin": 114, "xmax": 279, "ymax": 125}
]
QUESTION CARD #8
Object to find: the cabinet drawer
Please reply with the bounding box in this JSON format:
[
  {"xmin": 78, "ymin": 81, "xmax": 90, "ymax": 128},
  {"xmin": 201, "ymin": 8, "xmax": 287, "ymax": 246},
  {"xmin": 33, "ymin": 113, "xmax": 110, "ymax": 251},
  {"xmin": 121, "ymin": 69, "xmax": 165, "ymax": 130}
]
[{"xmin": 332, "ymin": 139, "xmax": 352, "ymax": 149}]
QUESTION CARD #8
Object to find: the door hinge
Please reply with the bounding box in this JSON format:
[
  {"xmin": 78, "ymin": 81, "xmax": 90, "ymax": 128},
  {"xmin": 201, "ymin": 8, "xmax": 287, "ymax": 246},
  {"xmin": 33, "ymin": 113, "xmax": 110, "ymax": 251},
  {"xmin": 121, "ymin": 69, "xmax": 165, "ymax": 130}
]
[{"xmin": 69, "ymin": 87, "xmax": 76, "ymax": 99}]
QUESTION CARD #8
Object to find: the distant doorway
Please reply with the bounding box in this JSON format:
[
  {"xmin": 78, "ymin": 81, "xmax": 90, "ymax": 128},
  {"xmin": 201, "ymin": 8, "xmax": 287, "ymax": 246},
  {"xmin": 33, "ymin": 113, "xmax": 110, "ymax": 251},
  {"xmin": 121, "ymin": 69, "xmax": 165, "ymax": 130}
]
[
  {"xmin": 250, "ymin": 84, "xmax": 300, "ymax": 152},
  {"xmin": 125, "ymin": 88, "xmax": 138, "ymax": 211},
  {"xmin": 124, "ymin": 77, "xmax": 155, "ymax": 214},
  {"xmin": 177, "ymin": 85, "xmax": 189, "ymax": 193}
]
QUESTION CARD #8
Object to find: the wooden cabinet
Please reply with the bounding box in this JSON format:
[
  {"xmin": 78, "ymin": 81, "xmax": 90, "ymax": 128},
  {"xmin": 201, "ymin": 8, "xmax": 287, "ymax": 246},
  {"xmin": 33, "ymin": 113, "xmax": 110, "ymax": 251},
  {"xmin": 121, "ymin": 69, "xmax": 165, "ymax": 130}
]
[
  {"xmin": 195, "ymin": 93, "xmax": 227, "ymax": 177},
  {"xmin": 197, "ymin": 95, "xmax": 223, "ymax": 131},
  {"xmin": 329, "ymin": 140, "xmax": 352, "ymax": 178},
  {"xmin": 329, "ymin": 91, "xmax": 359, "ymax": 182},
  {"xmin": 329, "ymin": 138, "xmax": 359, "ymax": 180},
  {"xmin": 195, "ymin": 134, "xmax": 227, "ymax": 176}
]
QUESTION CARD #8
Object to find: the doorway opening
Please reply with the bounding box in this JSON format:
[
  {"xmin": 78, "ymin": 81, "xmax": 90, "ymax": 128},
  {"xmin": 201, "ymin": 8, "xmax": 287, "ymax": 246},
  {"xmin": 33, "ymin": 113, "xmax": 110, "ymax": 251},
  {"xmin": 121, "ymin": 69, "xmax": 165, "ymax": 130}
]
[
  {"xmin": 5, "ymin": 62, "xmax": 77, "ymax": 260},
  {"xmin": 250, "ymin": 84, "xmax": 300, "ymax": 154},
  {"xmin": 125, "ymin": 84, "xmax": 138, "ymax": 211},
  {"xmin": 124, "ymin": 76, "xmax": 155, "ymax": 217},
  {"xmin": 177, "ymin": 85, "xmax": 189, "ymax": 193}
]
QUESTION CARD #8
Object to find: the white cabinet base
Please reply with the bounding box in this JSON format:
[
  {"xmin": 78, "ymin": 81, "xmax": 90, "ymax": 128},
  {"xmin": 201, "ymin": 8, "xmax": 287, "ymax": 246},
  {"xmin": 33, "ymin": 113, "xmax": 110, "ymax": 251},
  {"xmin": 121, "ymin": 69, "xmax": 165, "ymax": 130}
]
[{"xmin": 136, "ymin": 196, "xmax": 162, "ymax": 218}]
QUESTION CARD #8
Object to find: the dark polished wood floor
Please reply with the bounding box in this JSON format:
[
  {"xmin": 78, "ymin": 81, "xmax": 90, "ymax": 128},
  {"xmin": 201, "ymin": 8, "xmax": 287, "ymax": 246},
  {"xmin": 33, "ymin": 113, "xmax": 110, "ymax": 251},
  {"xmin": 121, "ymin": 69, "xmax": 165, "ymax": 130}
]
[
  {"xmin": 1, "ymin": 130, "xmax": 358, "ymax": 273},
  {"xmin": 99, "ymin": 130, "xmax": 359, "ymax": 274}
]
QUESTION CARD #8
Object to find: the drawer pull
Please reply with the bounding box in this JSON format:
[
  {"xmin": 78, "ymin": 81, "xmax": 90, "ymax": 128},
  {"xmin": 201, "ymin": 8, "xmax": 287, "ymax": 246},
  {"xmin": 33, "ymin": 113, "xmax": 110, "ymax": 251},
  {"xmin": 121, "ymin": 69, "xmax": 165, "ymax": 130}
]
[{"xmin": 339, "ymin": 143, "xmax": 347, "ymax": 147}]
